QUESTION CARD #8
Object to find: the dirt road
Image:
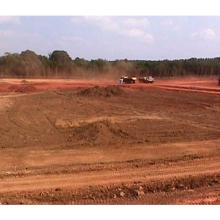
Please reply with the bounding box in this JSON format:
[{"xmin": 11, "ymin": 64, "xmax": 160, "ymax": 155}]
[
  {"xmin": 154, "ymin": 78, "xmax": 220, "ymax": 95},
  {"xmin": 0, "ymin": 77, "xmax": 220, "ymax": 95}
]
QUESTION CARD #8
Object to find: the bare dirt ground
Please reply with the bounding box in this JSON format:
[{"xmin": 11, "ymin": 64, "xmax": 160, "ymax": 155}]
[{"xmin": 0, "ymin": 77, "xmax": 219, "ymax": 204}]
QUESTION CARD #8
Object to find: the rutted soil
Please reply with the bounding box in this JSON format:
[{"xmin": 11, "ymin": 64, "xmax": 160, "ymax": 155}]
[
  {"xmin": 0, "ymin": 78, "xmax": 220, "ymax": 204},
  {"xmin": 8, "ymin": 84, "xmax": 37, "ymax": 93}
]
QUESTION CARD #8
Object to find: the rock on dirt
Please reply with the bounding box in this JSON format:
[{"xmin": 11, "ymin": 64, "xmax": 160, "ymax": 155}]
[
  {"xmin": 113, "ymin": 194, "xmax": 117, "ymax": 199},
  {"xmin": 134, "ymin": 189, "xmax": 145, "ymax": 197},
  {"xmin": 120, "ymin": 191, "xmax": 125, "ymax": 197}
]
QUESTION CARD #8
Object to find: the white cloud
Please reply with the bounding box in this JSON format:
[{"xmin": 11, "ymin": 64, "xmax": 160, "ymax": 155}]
[
  {"xmin": 71, "ymin": 16, "xmax": 154, "ymax": 44},
  {"xmin": 83, "ymin": 16, "xmax": 119, "ymax": 32},
  {"xmin": 121, "ymin": 17, "xmax": 150, "ymax": 29},
  {"xmin": 125, "ymin": 29, "xmax": 146, "ymax": 37},
  {"xmin": 160, "ymin": 19, "xmax": 180, "ymax": 31},
  {"xmin": 0, "ymin": 30, "xmax": 14, "ymax": 38},
  {"xmin": 192, "ymin": 28, "xmax": 216, "ymax": 41},
  {"xmin": 60, "ymin": 36, "xmax": 86, "ymax": 46},
  {"xmin": 161, "ymin": 19, "xmax": 174, "ymax": 26},
  {"xmin": 121, "ymin": 28, "xmax": 154, "ymax": 43},
  {"xmin": 61, "ymin": 36, "xmax": 83, "ymax": 42},
  {"xmin": 0, "ymin": 16, "xmax": 20, "ymax": 24}
]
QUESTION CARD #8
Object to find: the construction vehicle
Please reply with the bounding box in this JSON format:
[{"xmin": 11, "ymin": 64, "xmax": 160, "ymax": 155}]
[
  {"xmin": 119, "ymin": 76, "xmax": 137, "ymax": 84},
  {"xmin": 139, "ymin": 76, "xmax": 155, "ymax": 83}
]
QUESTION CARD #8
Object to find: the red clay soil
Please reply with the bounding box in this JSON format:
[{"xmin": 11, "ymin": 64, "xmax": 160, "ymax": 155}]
[
  {"xmin": 0, "ymin": 79, "xmax": 115, "ymax": 93},
  {"xmin": 0, "ymin": 78, "xmax": 219, "ymax": 95},
  {"xmin": 154, "ymin": 78, "xmax": 220, "ymax": 94},
  {"xmin": 0, "ymin": 77, "xmax": 220, "ymax": 204}
]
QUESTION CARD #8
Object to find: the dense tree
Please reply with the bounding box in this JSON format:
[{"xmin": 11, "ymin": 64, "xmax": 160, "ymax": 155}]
[
  {"xmin": 74, "ymin": 57, "xmax": 89, "ymax": 67},
  {"xmin": 49, "ymin": 50, "xmax": 72, "ymax": 67},
  {"xmin": 0, "ymin": 49, "xmax": 220, "ymax": 78},
  {"xmin": 20, "ymin": 50, "xmax": 44, "ymax": 76},
  {"xmin": 48, "ymin": 50, "xmax": 73, "ymax": 75},
  {"xmin": 0, "ymin": 53, "xmax": 24, "ymax": 77}
]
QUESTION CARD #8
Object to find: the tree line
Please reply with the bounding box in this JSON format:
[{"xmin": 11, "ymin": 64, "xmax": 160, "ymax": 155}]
[{"xmin": 0, "ymin": 50, "xmax": 220, "ymax": 78}]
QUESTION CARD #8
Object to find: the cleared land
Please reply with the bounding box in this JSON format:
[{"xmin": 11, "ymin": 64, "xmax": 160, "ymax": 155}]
[{"xmin": 0, "ymin": 78, "xmax": 219, "ymax": 204}]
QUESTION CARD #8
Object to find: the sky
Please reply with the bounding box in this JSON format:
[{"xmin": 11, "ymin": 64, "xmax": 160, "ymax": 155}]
[{"xmin": 0, "ymin": 16, "xmax": 220, "ymax": 60}]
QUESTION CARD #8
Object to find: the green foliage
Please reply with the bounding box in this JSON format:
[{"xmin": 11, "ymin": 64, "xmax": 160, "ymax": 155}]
[
  {"xmin": 20, "ymin": 50, "xmax": 44, "ymax": 76},
  {"xmin": 0, "ymin": 53, "xmax": 24, "ymax": 76},
  {"xmin": 0, "ymin": 49, "xmax": 220, "ymax": 78},
  {"xmin": 89, "ymin": 59, "xmax": 110, "ymax": 72},
  {"xmin": 74, "ymin": 57, "xmax": 89, "ymax": 69},
  {"xmin": 49, "ymin": 50, "xmax": 72, "ymax": 68}
]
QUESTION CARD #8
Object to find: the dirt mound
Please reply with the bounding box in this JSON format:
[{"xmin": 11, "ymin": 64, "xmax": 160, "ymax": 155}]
[
  {"xmin": 67, "ymin": 120, "xmax": 129, "ymax": 145},
  {"xmin": 8, "ymin": 84, "xmax": 37, "ymax": 93},
  {"xmin": 78, "ymin": 86, "xmax": 124, "ymax": 97},
  {"xmin": 21, "ymin": 79, "xmax": 29, "ymax": 84}
]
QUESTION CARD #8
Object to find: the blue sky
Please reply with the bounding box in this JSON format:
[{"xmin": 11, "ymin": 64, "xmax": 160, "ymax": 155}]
[{"xmin": 0, "ymin": 16, "xmax": 220, "ymax": 60}]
